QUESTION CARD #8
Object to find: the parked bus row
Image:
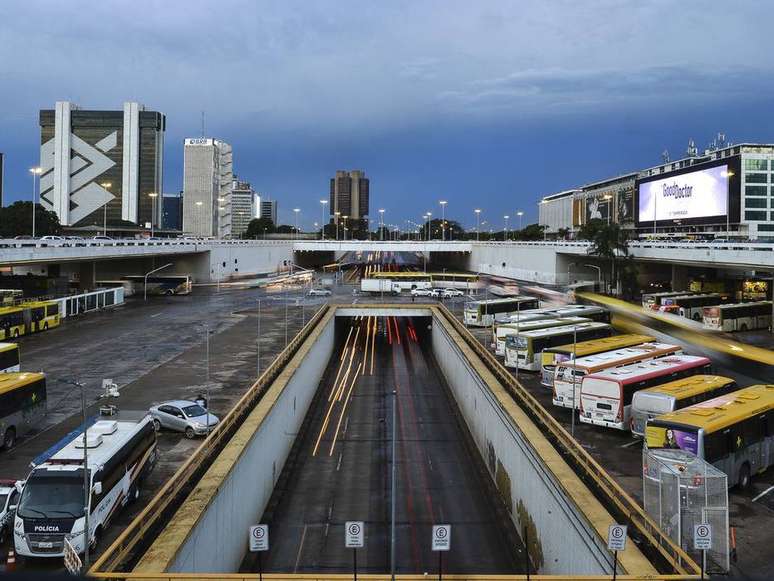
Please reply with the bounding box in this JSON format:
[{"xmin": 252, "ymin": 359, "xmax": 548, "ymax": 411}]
[{"xmin": 641, "ymin": 290, "xmax": 772, "ymax": 331}]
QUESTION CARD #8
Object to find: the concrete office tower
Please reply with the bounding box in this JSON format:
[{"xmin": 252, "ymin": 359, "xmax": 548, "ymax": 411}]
[
  {"xmin": 253, "ymin": 193, "xmax": 278, "ymax": 225},
  {"xmin": 38, "ymin": 101, "xmax": 165, "ymax": 227},
  {"xmin": 231, "ymin": 178, "xmax": 255, "ymax": 237},
  {"xmin": 329, "ymin": 170, "xmax": 369, "ymax": 219},
  {"xmin": 182, "ymin": 138, "xmax": 233, "ymax": 238}
]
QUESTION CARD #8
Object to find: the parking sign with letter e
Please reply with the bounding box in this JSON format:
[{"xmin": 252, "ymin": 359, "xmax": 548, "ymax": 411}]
[
  {"xmin": 345, "ymin": 521, "xmax": 364, "ymax": 548},
  {"xmin": 249, "ymin": 524, "xmax": 269, "ymax": 552},
  {"xmin": 432, "ymin": 524, "xmax": 451, "ymax": 551}
]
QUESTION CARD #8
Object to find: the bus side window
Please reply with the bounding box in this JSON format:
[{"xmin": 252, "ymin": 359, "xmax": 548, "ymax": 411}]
[
  {"xmin": 704, "ymin": 431, "xmax": 726, "ymax": 463},
  {"xmin": 47, "ymin": 303, "xmax": 59, "ymax": 316},
  {"xmin": 743, "ymin": 417, "xmax": 762, "ymax": 446}
]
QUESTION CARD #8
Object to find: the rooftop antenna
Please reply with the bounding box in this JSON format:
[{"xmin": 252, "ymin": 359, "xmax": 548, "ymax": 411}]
[
  {"xmin": 686, "ymin": 139, "xmax": 698, "ymax": 158},
  {"xmin": 661, "ymin": 149, "xmax": 670, "ymax": 164}
]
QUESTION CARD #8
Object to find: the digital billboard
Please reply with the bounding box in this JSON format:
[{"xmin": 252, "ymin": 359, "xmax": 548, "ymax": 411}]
[{"xmin": 638, "ymin": 165, "xmax": 729, "ymax": 223}]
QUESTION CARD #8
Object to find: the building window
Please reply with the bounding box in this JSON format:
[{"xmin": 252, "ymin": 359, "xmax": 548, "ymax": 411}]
[
  {"xmin": 744, "ymin": 159, "xmax": 769, "ymax": 171},
  {"xmin": 745, "ymin": 198, "xmax": 768, "ymax": 209},
  {"xmin": 759, "ymin": 224, "xmax": 774, "ymax": 232},
  {"xmin": 745, "ymin": 173, "xmax": 768, "ymax": 184},
  {"xmin": 744, "ymin": 210, "xmax": 767, "ymax": 221},
  {"xmin": 745, "ymin": 185, "xmax": 767, "ymax": 196}
]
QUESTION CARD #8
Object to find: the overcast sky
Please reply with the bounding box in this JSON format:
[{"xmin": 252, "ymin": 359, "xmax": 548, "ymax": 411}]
[{"xmin": 2, "ymin": 0, "xmax": 773, "ymax": 228}]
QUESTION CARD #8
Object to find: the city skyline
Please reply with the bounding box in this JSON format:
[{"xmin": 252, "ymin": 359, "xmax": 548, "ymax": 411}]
[{"xmin": 2, "ymin": 1, "xmax": 774, "ymax": 229}]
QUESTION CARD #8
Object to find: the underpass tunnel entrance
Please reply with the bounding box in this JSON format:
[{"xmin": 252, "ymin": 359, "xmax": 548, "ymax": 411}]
[{"xmin": 242, "ymin": 314, "xmax": 525, "ymax": 575}]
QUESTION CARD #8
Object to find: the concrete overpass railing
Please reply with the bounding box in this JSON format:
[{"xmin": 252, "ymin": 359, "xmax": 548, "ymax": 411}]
[{"xmin": 293, "ymin": 240, "xmax": 472, "ymax": 252}]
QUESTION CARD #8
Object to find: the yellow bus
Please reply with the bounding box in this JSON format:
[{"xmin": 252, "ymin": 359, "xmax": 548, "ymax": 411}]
[
  {"xmin": 539, "ymin": 333, "xmax": 655, "ymax": 387},
  {"xmin": 0, "ymin": 343, "xmax": 20, "ymax": 373},
  {"xmin": 0, "ymin": 300, "xmax": 61, "ymax": 340},
  {"xmin": 630, "ymin": 375, "xmax": 737, "ymax": 436},
  {"xmin": 0, "ymin": 372, "xmax": 47, "ymax": 449},
  {"xmin": 646, "ymin": 384, "xmax": 774, "ymax": 489}
]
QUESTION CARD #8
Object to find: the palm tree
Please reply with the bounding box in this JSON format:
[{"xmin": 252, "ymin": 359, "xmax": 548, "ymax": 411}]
[{"xmin": 588, "ymin": 223, "xmax": 630, "ymax": 294}]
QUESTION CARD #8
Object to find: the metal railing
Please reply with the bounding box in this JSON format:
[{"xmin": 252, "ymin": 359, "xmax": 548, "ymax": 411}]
[
  {"xmin": 434, "ymin": 304, "xmax": 701, "ymax": 577},
  {"xmin": 90, "ymin": 304, "xmax": 332, "ymax": 574},
  {"xmin": 89, "ymin": 574, "xmax": 700, "ymax": 580}
]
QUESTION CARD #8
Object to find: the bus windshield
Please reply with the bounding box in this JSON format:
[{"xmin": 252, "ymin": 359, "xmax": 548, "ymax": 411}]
[{"xmin": 17, "ymin": 473, "xmax": 85, "ymax": 519}]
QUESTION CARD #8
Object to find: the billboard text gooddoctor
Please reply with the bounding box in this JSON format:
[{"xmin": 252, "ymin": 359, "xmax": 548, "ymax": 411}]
[{"xmin": 638, "ymin": 165, "xmax": 729, "ymax": 222}]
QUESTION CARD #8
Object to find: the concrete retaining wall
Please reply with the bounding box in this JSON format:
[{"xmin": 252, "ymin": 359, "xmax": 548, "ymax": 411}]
[
  {"xmin": 431, "ymin": 315, "xmax": 615, "ymax": 575},
  {"xmin": 169, "ymin": 314, "xmax": 335, "ymax": 572}
]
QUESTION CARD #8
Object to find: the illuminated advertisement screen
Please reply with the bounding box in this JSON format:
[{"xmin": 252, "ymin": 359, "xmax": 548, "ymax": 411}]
[{"xmin": 638, "ymin": 165, "xmax": 729, "ymax": 222}]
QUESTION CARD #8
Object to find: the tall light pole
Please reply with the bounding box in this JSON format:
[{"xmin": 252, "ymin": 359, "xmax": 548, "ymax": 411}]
[
  {"xmin": 148, "ymin": 192, "xmax": 158, "ymax": 237},
  {"xmin": 100, "ymin": 182, "xmax": 112, "ymax": 236},
  {"xmin": 426, "ymin": 212, "xmax": 432, "ymax": 240},
  {"xmin": 517, "ymin": 210, "xmax": 524, "ymax": 232},
  {"xmin": 320, "ymin": 199, "xmax": 328, "ymax": 240},
  {"xmin": 195, "ymin": 201, "xmax": 204, "ymax": 236},
  {"xmin": 335, "ymin": 211, "xmax": 341, "ymax": 240},
  {"xmin": 293, "ymin": 208, "xmax": 300, "ymax": 240},
  {"xmin": 723, "ymin": 170, "xmax": 734, "ymax": 237},
  {"xmin": 379, "ymin": 208, "xmax": 385, "ymax": 241},
  {"xmin": 475, "ymin": 209, "xmax": 481, "ymax": 242},
  {"xmin": 342, "ymin": 215, "xmax": 348, "ymax": 241},
  {"xmin": 504, "ymin": 215, "xmax": 510, "ymax": 241},
  {"xmin": 602, "ymin": 194, "xmax": 612, "ymax": 226},
  {"xmin": 439, "ymin": 200, "xmax": 447, "ymax": 241},
  {"xmin": 29, "ymin": 167, "xmax": 42, "ymax": 237}
]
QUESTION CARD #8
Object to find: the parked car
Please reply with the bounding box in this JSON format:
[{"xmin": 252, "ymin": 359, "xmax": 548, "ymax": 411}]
[
  {"xmin": 410, "ymin": 288, "xmax": 433, "ymax": 297},
  {"xmin": 40, "ymin": 235, "xmax": 64, "ymax": 242},
  {"xmin": 12, "ymin": 235, "xmax": 32, "ymax": 240},
  {"xmin": 442, "ymin": 288, "xmax": 464, "ymax": 298},
  {"xmin": 92, "ymin": 235, "xmax": 113, "ymax": 241},
  {"xmin": 308, "ymin": 288, "xmax": 332, "ymax": 297},
  {"xmin": 0, "ymin": 480, "xmax": 21, "ymax": 545},
  {"xmin": 430, "ymin": 288, "xmax": 445, "ymax": 298},
  {"xmin": 149, "ymin": 400, "xmax": 219, "ymax": 439}
]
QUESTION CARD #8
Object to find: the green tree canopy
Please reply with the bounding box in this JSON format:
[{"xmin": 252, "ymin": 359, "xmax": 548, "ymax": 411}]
[
  {"xmin": 0, "ymin": 202, "xmax": 61, "ymax": 237},
  {"xmin": 245, "ymin": 217, "xmax": 275, "ymax": 238}
]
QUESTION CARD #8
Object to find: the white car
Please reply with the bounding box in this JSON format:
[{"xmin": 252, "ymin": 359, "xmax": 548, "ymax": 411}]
[
  {"xmin": 410, "ymin": 288, "xmax": 433, "ymax": 297},
  {"xmin": 0, "ymin": 480, "xmax": 21, "ymax": 545},
  {"xmin": 308, "ymin": 288, "xmax": 332, "ymax": 297},
  {"xmin": 149, "ymin": 400, "xmax": 219, "ymax": 439},
  {"xmin": 40, "ymin": 235, "xmax": 64, "ymax": 242},
  {"xmin": 442, "ymin": 288, "xmax": 464, "ymax": 298}
]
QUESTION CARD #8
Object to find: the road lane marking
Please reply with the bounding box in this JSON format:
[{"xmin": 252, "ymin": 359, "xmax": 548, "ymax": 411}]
[
  {"xmin": 619, "ymin": 440, "xmax": 641, "ymax": 449},
  {"xmin": 329, "ymin": 362, "xmax": 362, "ymax": 455},
  {"xmin": 336, "ymin": 451, "xmax": 343, "ymax": 471},
  {"xmin": 753, "ymin": 485, "xmax": 774, "ymax": 502},
  {"xmin": 293, "ymin": 524, "xmax": 308, "ymax": 572}
]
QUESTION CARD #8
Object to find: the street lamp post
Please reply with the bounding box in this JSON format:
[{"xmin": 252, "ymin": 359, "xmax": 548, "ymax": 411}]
[
  {"xmin": 439, "ymin": 200, "xmax": 447, "ymax": 241},
  {"xmin": 379, "ymin": 208, "xmax": 385, "ymax": 241},
  {"xmin": 517, "ymin": 210, "xmax": 524, "ymax": 232},
  {"xmin": 148, "ymin": 192, "xmax": 158, "ymax": 238},
  {"xmin": 100, "ymin": 182, "xmax": 112, "ymax": 236},
  {"xmin": 320, "ymin": 200, "xmax": 328, "ymax": 240},
  {"xmin": 29, "ymin": 167, "xmax": 42, "ymax": 237},
  {"xmin": 144, "ymin": 263, "xmax": 173, "ymax": 301},
  {"xmin": 195, "ymin": 201, "xmax": 204, "ymax": 236},
  {"xmin": 602, "ymin": 194, "xmax": 612, "ymax": 226},
  {"xmin": 335, "ymin": 211, "xmax": 341, "ymax": 240},
  {"xmin": 504, "ymin": 215, "xmax": 510, "ymax": 241},
  {"xmin": 293, "ymin": 208, "xmax": 300, "ymax": 241},
  {"xmin": 343, "ymin": 216, "xmax": 348, "ymax": 241},
  {"xmin": 426, "ymin": 212, "xmax": 432, "ymax": 240},
  {"xmin": 475, "ymin": 209, "xmax": 481, "ymax": 242}
]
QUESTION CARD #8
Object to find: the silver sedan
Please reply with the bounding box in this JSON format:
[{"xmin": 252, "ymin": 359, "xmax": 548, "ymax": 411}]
[{"xmin": 149, "ymin": 400, "xmax": 219, "ymax": 439}]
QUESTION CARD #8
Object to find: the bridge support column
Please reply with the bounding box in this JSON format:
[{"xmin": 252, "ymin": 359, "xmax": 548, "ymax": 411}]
[
  {"xmin": 671, "ymin": 264, "xmax": 690, "ymax": 291},
  {"xmin": 79, "ymin": 261, "xmax": 97, "ymax": 291}
]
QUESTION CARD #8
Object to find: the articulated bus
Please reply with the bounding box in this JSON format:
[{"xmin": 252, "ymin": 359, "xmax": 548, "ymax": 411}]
[
  {"xmin": 579, "ymin": 355, "xmax": 712, "ymax": 431},
  {"xmin": 539, "ymin": 334, "xmax": 655, "ymax": 387},
  {"xmin": 122, "ymin": 275, "xmax": 193, "ymax": 296},
  {"xmin": 642, "ymin": 291, "xmax": 691, "ymax": 311},
  {"xmin": 703, "ymin": 301, "xmax": 772, "ymax": 332},
  {"xmin": 15, "ymin": 414, "xmax": 157, "ymax": 557},
  {"xmin": 659, "ymin": 293, "xmax": 729, "ymax": 321},
  {"xmin": 495, "ymin": 304, "xmax": 609, "ymax": 325},
  {"xmin": 493, "ymin": 316, "xmax": 590, "ymax": 356},
  {"xmin": 0, "ymin": 372, "xmax": 46, "ymax": 449},
  {"xmin": 464, "ymin": 296, "xmax": 540, "ymax": 327},
  {"xmin": 0, "ymin": 343, "xmax": 20, "ymax": 373},
  {"xmin": 429, "ymin": 272, "xmax": 479, "ymax": 290},
  {"xmin": 0, "ymin": 301, "xmax": 61, "ymax": 340},
  {"xmin": 553, "ymin": 342, "xmax": 682, "ymax": 409},
  {"xmin": 646, "ymin": 384, "xmax": 774, "ymax": 488},
  {"xmin": 505, "ymin": 322, "xmax": 613, "ymax": 371},
  {"xmin": 630, "ymin": 375, "xmax": 737, "ymax": 437}
]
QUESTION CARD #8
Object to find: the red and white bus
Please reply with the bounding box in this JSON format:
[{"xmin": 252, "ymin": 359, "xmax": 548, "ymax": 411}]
[{"xmin": 579, "ymin": 355, "xmax": 711, "ymax": 431}]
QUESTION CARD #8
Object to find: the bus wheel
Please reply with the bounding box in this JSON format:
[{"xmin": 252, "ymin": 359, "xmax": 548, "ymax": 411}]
[
  {"xmin": 740, "ymin": 324, "xmax": 749, "ymax": 332},
  {"xmin": 692, "ymin": 313, "xmax": 701, "ymax": 321},
  {"xmin": 42, "ymin": 322, "xmax": 48, "ymax": 330},
  {"xmin": 90, "ymin": 526, "xmax": 102, "ymax": 550},
  {"xmin": 738, "ymin": 463, "xmax": 751, "ymax": 490},
  {"xmin": 2, "ymin": 428, "xmax": 15, "ymax": 450}
]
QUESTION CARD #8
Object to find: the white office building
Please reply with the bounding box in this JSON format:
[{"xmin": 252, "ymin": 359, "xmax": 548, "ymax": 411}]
[
  {"xmin": 182, "ymin": 138, "xmax": 233, "ymax": 237},
  {"xmin": 254, "ymin": 194, "xmax": 278, "ymax": 225}
]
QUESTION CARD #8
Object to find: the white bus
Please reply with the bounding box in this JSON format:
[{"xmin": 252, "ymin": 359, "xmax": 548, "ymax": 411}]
[
  {"xmin": 702, "ymin": 301, "xmax": 772, "ymax": 332},
  {"xmin": 495, "ymin": 304, "xmax": 610, "ymax": 324},
  {"xmin": 629, "ymin": 375, "xmax": 736, "ymax": 437},
  {"xmin": 641, "ymin": 291, "xmax": 690, "ymax": 311},
  {"xmin": 658, "ymin": 293, "xmax": 728, "ymax": 321},
  {"xmin": 14, "ymin": 414, "xmax": 157, "ymax": 558},
  {"xmin": 552, "ymin": 342, "xmax": 682, "ymax": 409},
  {"xmin": 504, "ymin": 322, "xmax": 613, "ymax": 371},
  {"xmin": 493, "ymin": 316, "xmax": 590, "ymax": 356},
  {"xmin": 579, "ymin": 355, "xmax": 711, "ymax": 431},
  {"xmin": 0, "ymin": 343, "xmax": 20, "ymax": 373},
  {"xmin": 463, "ymin": 296, "xmax": 540, "ymax": 327}
]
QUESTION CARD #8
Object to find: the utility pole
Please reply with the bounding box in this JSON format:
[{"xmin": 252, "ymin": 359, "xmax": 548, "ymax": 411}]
[{"xmin": 390, "ymin": 389, "xmax": 397, "ymax": 581}]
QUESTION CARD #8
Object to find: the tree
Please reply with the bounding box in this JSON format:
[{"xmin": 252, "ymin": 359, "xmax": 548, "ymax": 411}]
[
  {"xmin": 557, "ymin": 227, "xmax": 571, "ymax": 240},
  {"xmin": 245, "ymin": 217, "xmax": 275, "ymax": 239},
  {"xmin": 515, "ymin": 223, "xmax": 546, "ymax": 241},
  {"xmin": 275, "ymin": 224, "xmax": 297, "ymax": 234},
  {"xmin": 0, "ymin": 202, "xmax": 61, "ymax": 237},
  {"xmin": 422, "ymin": 218, "xmax": 464, "ymax": 240},
  {"xmin": 577, "ymin": 218, "xmax": 605, "ymax": 241},
  {"xmin": 587, "ymin": 223, "xmax": 630, "ymax": 295}
]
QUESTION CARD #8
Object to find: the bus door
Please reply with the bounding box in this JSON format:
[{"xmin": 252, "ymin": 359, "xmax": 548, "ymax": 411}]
[{"xmin": 762, "ymin": 414, "xmax": 773, "ymax": 471}]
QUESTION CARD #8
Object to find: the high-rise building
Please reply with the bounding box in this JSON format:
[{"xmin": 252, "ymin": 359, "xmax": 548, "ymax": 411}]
[
  {"xmin": 162, "ymin": 192, "xmax": 183, "ymax": 230},
  {"xmin": 329, "ymin": 170, "xmax": 369, "ymax": 219},
  {"xmin": 231, "ymin": 178, "xmax": 255, "ymax": 237},
  {"xmin": 181, "ymin": 138, "xmax": 233, "ymax": 237},
  {"xmin": 0, "ymin": 152, "xmax": 4, "ymax": 207},
  {"xmin": 253, "ymin": 194, "xmax": 278, "ymax": 225},
  {"xmin": 38, "ymin": 101, "xmax": 165, "ymax": 227}
]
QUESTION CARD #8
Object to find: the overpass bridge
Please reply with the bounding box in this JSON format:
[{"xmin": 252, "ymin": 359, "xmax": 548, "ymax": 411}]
[{"xmin": 90, "ymin": 303, "xmax": 698, "ymax": 580}]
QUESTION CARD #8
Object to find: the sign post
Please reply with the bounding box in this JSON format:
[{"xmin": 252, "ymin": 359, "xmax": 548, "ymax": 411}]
[
  {"xmin": 249, "ymin": 524, "xmax": 269, "ymax": 581},
  {"xmin": 345, "ymin": 521, "xmax": 365, "ymax": 581},
  {"xmin": 63, "ymin": 537, "xmax": 82, "ymax": 576},
  {"xmin": 607, "ymin": 524, "xmax": 627, "ymax": 581},
  {"xmin": 693, "ymin": 522, "xmax": 712, "ymax": 580},
  {"xmin": 431, "ymin": 525, "xmax": 451, "ymax": 581}
]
